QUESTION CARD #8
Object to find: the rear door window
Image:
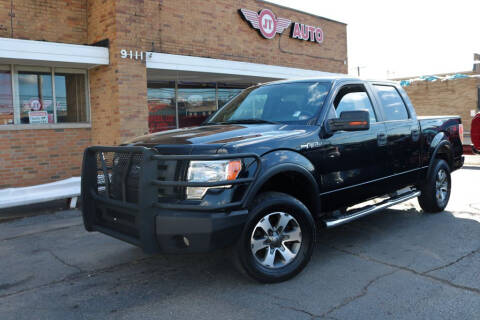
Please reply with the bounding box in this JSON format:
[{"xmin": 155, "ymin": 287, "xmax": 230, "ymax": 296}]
[{"xmin": 374, "ymin": 85, "xmax": 409, "ymax": 121}]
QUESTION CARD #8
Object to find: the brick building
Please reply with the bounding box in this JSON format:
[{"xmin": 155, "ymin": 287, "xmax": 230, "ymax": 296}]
[
  {"xmin": 396, "ymin": 55, "xmax": 480, "ymax": 133},
  {"xmin": 0, "ymin": 0, "xmax": 348, "ymax": 188}
]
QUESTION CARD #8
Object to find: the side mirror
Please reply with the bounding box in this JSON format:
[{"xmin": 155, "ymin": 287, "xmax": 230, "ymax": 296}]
[{"xmin": 327, "ymin": 110, "xmax": 370, "ymax": 132}]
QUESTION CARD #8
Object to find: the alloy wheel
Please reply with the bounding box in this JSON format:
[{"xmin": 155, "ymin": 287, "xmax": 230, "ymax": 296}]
[
  {"xmin": 250, "ymin": 212, "xmax": 302, "ymax": 269},
  {"xmin": 435, "ymin": 168, "xmax": 449, "ymax": 204}
]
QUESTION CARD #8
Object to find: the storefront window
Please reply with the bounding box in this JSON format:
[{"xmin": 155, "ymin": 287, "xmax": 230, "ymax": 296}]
[
  {"xmin": 178, "ymin": 84, "xmax": 216, "ymax": 128},
  {"xmin": 55, "ymin": 70, "xmax": 87, "ymax": 123},
  {"xmin": 0, "ymin": 66, "xmax": 13, "ymax": 125},
  {"xmin": 148, "ymin": 83, "xmax": 176, "ymax": 133},
  {"xmin": 0, "ymin": 65, "xmax": 89, "ymax": 126},
  {"xmin": 147, "ymin": 81, "xmax": 249, "ymax": 133},
  {"xmin": 18, "ymin": 67, "xmax": 53, "ymax": 124}
]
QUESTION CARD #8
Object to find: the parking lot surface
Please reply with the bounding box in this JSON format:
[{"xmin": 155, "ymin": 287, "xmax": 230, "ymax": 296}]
[{"xmin": 0, "ymin": 167, "xmax": 479, "ymax": 320}]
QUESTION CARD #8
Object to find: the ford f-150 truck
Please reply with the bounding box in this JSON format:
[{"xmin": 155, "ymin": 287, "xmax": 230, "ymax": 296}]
[{"xmin": 81, "ymin": 77, "xmax": 464, "ymax": 282}]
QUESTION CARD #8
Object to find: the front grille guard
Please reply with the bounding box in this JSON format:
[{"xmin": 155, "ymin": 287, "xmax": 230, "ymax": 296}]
[
  {"xmin": 81, "ymin": 146, "xmax": 261, "ymax": 253},
  {"xmin": 149, "ymin": 153, "xmax": 261, "ymax": 210}
]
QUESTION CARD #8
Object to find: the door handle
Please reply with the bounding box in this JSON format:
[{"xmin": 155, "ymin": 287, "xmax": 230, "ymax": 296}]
[
  {"xmin": 377, "ymin": 132, "xmax": 387, "ymax": 146},
  {"xmin": 325, "ymin": 146, "xmax": 341, "ymax": 158},
  {"xmin": 411, "ymin": 128, "xmax": 420, "ymax": 141}
]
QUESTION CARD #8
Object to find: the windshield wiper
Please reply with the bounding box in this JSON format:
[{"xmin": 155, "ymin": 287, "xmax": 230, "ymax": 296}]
[{"xmin": 213, "ymin": 119, "xmax": 279, "ymax": 125}]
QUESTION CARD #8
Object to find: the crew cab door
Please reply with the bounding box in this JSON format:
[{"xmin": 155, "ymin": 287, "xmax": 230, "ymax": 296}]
[
  {"xmin": 316, "ymin": 82, "xmax": 389, "ymax": 210},
  {"xmin": 370, "ymin": 83, "xmax": 421, "ymax": 190}
]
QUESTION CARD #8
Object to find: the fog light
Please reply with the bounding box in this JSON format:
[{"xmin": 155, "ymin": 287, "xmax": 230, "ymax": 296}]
[{"xmin": 174, "ymin": 235, "xmax": 190, "ymax": 248}]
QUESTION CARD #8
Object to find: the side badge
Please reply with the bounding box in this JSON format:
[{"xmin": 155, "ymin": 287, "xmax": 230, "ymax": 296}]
[{"xmin": 300, "ymin": 141, "xmax": 321, "ymax": 150}]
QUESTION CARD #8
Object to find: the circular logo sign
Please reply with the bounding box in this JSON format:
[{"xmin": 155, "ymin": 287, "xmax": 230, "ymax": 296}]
[
  {"xmin": 29, "ymin": 98, "xmax": 42, "ymax": 111},
  {"xmin": 258, "ymin": 9, "xmax": 277, "ymax": 39}
]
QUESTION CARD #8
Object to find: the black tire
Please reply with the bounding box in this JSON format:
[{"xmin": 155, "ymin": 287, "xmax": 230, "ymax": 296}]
[
  {"xmin": 418, "ymin": 159, "xmax": 451, "ymax": 213},
  {"xmin": 232, "ymin": 192, "xmax": 316, "ymax": 283}
]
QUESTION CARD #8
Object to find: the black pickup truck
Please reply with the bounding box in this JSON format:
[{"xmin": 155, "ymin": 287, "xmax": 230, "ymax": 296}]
[{"xmin": 82, "ymin": 77, "xmax": 464, "ymax": 282}]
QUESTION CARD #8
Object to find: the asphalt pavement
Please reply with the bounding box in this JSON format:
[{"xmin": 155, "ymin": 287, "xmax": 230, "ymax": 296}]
[{"xmin": 0, "ymin": 167, "xmax": 479, "ymax": 319}]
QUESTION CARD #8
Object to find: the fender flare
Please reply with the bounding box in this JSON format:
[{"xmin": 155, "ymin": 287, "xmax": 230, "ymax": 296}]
[
  {"xmin": 427, "ymin": 138, "xmax": 452, "ymax": 179},
  {"xmin": 244, "ymin": 161, "xmax": 320, "ymax": 214}
]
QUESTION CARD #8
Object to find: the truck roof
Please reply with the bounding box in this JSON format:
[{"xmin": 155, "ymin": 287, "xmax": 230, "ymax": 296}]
[{"xmin": 261, "ymin": 76, "xmax": 399, "ymax": 86}]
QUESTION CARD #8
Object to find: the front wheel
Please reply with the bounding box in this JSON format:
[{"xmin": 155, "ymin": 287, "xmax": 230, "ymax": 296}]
[
  {"xmin": 418, "ymin": 159, "xmax": 451, "ymax": 213},
  {"xmin": 233, "ymin": 192, "xmax": 316, "ymax": 283}
]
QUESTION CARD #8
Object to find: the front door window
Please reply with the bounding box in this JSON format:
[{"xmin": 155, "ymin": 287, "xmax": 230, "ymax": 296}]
[{"xmin": 333, "ymin": 84, "xmax": 377, "ymax": 123}]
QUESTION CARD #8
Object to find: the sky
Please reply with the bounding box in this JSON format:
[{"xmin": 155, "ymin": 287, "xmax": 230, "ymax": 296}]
[{"xmin": 269, "ymin": 0, "xmax": 480, "ymax": 79}]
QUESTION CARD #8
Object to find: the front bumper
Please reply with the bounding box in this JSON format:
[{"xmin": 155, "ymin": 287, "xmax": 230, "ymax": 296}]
[
  {"xmin": 81, "ymin": 146, "xmax": 259, "ymax": 254},
  {"xmin": 87, "ymin": 205, "xmax": 249, "ymax": 253},
  {"xmin": 155, "ymin": 209, "xmax": 248, "ymax": 253}
]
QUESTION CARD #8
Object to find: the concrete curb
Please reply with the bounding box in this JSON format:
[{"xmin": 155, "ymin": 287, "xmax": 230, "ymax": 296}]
[{"xmin": 0, "ymin": 199, "xmax": 70, "ymax": 223}]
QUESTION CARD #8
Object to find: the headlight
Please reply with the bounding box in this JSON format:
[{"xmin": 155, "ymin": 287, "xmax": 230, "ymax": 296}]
[{"xmin": 186, "ymin": 160, "xmax": 242, "ymax": 199}]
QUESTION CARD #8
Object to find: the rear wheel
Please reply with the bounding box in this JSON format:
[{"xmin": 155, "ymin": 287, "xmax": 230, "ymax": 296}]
[
  {"xmin": 233, "ymin": 192, "xmax": 316, "ymax": 283},
  {"xmin": 418, "ymin": 159, "xmax": 451, "ymax": 213}
]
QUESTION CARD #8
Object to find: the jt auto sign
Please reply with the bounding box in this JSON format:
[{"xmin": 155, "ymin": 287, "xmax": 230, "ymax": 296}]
[{"xmin": 240, "ymin": 8, "xmax": 324, "ymax": 44}]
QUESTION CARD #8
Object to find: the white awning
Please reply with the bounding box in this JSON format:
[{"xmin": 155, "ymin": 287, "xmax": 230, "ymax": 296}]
[
  {"xmin": 146, "ymin": 52, "xmax": 340, "ymax": 83},
  {"xmin": 0, "ymin": 37, "xmax": 109, "ymax": 68}
]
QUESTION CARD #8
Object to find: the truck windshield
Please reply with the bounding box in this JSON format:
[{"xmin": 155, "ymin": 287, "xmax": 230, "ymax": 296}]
[{"xmin": 206, "ymin": 81, "xmax": 331, "ymax": 125}]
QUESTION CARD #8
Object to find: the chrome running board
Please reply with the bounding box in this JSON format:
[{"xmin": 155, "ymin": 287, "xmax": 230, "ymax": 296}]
[{"xmin": 323, "ymin": 190, "xmax": 421, "ymax": 228}]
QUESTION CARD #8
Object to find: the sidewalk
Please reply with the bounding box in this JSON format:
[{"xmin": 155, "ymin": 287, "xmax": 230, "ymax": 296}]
[{"xmin": 464, "ymin": 155, "xmax": 480, "ymax": 166}]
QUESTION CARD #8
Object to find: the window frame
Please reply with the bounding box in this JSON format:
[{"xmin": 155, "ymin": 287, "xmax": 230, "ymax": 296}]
[
  {"xmin": 0, "ymin": 65, "xmax": 14, "ymax": 125},
  {"xmin": 371, "ymin": 84, "xmax": 411, "ymax": 122},
  {"xmin": 0, "ymin": 64, "xmax": 91, "ymax": 130}
]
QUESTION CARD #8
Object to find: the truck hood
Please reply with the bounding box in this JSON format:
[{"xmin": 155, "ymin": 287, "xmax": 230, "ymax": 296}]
[{"xmin": 125, "ymin": 124, "xmax": 316, "ymax": 154}]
